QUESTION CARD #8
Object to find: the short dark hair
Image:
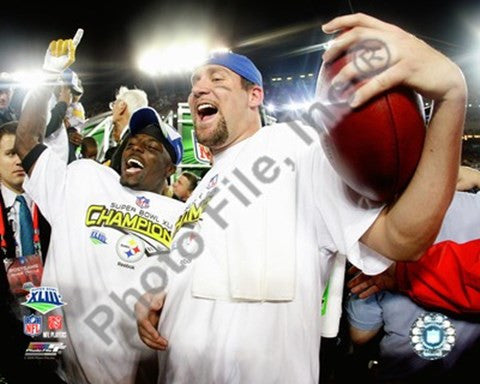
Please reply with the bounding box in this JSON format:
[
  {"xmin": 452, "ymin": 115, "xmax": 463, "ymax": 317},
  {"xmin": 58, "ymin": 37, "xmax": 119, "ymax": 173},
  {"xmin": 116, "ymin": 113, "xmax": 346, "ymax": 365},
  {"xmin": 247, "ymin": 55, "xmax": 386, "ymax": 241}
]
[
  {"xmin": 240, "ymin": 77, "xmax": 255, "ymax": 91},
  {"xmin": 181, "ymin": 171, "xmax": 199, "ymax": 192},
  {"xmin": 81, "ymin": 136, "xmax": 98, "ymax": 152},
  {"xmin": 240, "ymin": 77, "xmax": 265, "ymax": 122},
  {"xmin": 0, "ymin": 121, "xmax": 18, "ymax": 142}
]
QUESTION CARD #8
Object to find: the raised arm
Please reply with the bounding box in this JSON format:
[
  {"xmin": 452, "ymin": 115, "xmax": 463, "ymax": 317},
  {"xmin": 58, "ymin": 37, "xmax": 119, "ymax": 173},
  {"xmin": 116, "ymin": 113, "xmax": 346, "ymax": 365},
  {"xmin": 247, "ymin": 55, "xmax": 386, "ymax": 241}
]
[
  {"xmin": 15, "ymin": 86, "xmax": 51, "ymax": 164},
  {"xmin": 322, "ymin": 13, "xmax": 466, "ymax": 261},
  {"xmin": 45, "ymin": 86, "xmax": 72, "ymax": 137},
  {"xmin": 15, "ymin": 31, "xmax": 81, "ymax": 174}
]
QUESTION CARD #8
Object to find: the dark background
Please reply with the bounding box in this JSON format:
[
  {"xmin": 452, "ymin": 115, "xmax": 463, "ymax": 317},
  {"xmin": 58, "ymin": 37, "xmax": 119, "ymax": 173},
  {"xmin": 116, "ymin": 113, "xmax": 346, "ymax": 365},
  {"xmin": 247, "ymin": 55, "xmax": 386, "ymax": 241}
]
[{"xmin": 0, "ymin": 0, "xmax": 479, "ymax": 111}]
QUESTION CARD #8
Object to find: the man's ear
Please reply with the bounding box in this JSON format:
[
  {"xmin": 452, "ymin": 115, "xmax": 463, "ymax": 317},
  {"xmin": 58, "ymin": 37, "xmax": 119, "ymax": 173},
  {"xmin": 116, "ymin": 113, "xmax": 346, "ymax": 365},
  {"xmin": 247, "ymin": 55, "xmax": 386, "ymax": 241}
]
[
  {"xmin": 118, "ymin": 100, "xmax": 128, "ymax": 115},
  {"xmin": 248, "ymin": 85, "xmax": 264, "ymax": 108},
  {"xmin": 166, "ymin": 164, "xmax": 176, "ymax": 178}
]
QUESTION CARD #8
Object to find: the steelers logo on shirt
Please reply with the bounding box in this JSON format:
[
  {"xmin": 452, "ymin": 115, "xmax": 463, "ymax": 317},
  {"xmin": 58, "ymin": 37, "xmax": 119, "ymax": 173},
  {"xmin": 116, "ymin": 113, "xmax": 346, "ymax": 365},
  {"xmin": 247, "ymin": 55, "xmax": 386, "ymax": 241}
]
[
  {"xmin": 116, "ymin": 234, "xmax": 145, "ymax": 263},
  {"xmin": 409, "ymin": 312, "xmax": 456, "ymax": 360}
]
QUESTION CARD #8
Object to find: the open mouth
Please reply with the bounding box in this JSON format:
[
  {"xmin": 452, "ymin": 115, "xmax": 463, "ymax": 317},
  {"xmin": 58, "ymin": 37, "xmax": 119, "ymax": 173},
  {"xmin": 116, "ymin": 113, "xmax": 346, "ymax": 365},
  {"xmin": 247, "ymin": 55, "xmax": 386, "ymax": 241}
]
[
  {"xmin": 125, "ymin": 158, "xmax": 144, "ymax": 174},
  {"xmin": 197, "ymin": 103, "xmax": 218, "ymax": 122}
]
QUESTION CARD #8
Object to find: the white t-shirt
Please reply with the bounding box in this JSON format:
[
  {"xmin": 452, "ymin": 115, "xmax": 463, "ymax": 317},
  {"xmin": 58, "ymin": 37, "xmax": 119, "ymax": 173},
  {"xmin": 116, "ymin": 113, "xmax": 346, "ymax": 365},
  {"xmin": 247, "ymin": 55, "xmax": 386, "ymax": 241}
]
[
  {"xmin": 159, "ymin": 122, "xmax": 389, "ymax": 383},
  {"xmin": 24, "ymin": 148, "xmax": 183, "ymax": 384},
  {"xmin": 435, "ymin": 191, "xmax": 480, "ymax": 243}
]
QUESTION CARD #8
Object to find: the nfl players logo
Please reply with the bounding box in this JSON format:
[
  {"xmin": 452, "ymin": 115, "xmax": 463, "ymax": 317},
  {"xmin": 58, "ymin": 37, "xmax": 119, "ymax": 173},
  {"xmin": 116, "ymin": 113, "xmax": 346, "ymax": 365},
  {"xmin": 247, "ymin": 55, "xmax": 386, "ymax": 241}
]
[
  {"xmin": 48, "ymin": 315, "xmax": 63, "ymax": 330},
  {"xmin": 136, "ymin": 196, "xmax": 150, "ymax": 209},
  {"xmin": 409, "ymin": 312, "xmax": 456, "ymax": 360},
  {"xmin": 24, "ymin": 314, "xmax": 42, "ymax": 337}
]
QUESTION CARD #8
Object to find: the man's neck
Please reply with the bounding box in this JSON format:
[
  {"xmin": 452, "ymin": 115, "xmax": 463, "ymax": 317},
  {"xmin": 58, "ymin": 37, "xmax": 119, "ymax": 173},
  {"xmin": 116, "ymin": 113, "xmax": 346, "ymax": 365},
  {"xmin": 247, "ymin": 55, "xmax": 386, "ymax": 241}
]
[
  {"xmin": 212, "ymin": 123, "xmax": 261, "ymax": 158},
  {"xmin": 1, "ymin": 181, "xmax": 23, "ymax": 195},
  {"xmin": 156, "ymin": 180, "xmax": 167, "ymax": 196},
  {"xmin": 116, "ymin": 119, "xmax": 129, "ymax": 143},
  {"xmin": 130, "ymin": 180, "xmax": 167, "ymax": 196}
]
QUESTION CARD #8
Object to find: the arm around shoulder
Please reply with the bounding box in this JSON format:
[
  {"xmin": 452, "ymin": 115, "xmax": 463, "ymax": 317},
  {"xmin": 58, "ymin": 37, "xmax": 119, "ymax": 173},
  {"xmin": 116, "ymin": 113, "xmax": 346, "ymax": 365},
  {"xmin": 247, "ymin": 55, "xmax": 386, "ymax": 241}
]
[{"xmin": 457, "ymin": 166, "xmax": 480, "ymax": 191}]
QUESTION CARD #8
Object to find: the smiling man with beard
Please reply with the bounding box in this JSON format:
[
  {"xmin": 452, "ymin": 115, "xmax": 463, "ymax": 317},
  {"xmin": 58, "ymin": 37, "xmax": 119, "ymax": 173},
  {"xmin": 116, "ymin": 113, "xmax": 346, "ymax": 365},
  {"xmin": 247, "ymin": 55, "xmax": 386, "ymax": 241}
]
[
  {"xmin": 14, "ymin": 34, "xmax": 184, "ymax": 384},
  {"xmin": 136, "ymin": 13, "xmax": 467, "ymax": 384}
]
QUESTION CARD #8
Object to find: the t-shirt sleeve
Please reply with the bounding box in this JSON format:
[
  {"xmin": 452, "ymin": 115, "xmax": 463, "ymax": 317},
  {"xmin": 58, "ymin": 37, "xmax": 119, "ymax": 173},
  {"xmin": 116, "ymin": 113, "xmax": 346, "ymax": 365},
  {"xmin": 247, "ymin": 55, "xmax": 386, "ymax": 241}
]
[
  {"xmin": 23, "ymin": 146, "xmax": 68, "ymax": 225},
  {"xmin": 43, "ymin": 124, "xmax": 69, "ymax": 164},
  {"xmin": 312, "ymin": 142, "xmax": 392, "ymax": 275},
  {"xmin": 345, "ymin": 294, "xmax": 384, "ymax": 331},
  {"xmin": 435, "ymin": 191, "xmax": 480, "ymax": 243}
]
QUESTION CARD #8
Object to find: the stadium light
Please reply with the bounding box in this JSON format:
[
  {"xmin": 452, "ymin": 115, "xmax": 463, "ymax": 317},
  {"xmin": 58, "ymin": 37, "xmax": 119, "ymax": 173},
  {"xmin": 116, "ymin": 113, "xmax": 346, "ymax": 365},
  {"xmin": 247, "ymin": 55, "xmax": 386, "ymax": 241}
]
[
  {"xmin": 210, "ymin": 46, "xmax": 230, "ymax": 54},
  {"xmin": 11, "ymin": 70, "xmax": 47, "ymax": 89},
  {"xmin": 137, "ymin": 50, "xmax": 164, "ymax": 76},
  {"xmin": 266, "ymin": 103, "xmax": 276, "ymax": 113},
  {"xmin": 286, "ymin": 102, "xmax": 299, "ymax": 111},
  {"xmin": 137, "ymin": 39, "xmax": 229, "ymax": 76}
]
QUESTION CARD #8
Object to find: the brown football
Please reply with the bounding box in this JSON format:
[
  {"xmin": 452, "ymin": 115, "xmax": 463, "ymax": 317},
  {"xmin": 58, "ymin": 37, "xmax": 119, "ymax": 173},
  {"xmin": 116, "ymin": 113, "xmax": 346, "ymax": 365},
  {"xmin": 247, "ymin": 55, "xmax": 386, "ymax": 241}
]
[{"xmin": 315, "ymin": 53, "xmax": 426, "ymax": 202}]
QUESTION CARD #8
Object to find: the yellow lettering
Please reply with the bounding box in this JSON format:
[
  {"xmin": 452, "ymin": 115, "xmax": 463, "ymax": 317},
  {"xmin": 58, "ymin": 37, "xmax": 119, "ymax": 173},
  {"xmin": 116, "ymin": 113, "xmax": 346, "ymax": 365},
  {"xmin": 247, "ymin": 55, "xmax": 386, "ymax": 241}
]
[
  {"xmin": 109, "ymin": 211, "xmax": 124, "ymax": 227},
  {"xmin": 85, "ymin": 205, "xmax": 105, "ymax": 226},
  {"xmin": 187, "ymin": 204, "xmax": 202, "ymax": 222},
  {"xmin": 97, "ymin": 209, "xmax": 115, "ymax": 225},
  {"xmin": 85, "ymin": 205, "xmax": 172, "ymax": 248},
  {"xmin": 122, "ymin": 213, "xmax": 138, "ymax": 227}
]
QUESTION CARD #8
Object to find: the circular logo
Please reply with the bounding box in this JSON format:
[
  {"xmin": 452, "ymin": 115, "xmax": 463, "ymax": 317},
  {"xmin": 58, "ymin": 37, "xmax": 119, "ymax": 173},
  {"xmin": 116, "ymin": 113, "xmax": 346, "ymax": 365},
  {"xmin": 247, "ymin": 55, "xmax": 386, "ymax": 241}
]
[
  {"xmin": 351, "ymin": 39, "xmax": 391, "ymax": 78},
  {"xmin": 409, "ymin": 312, "xmax": 456, "ymax": 360},
  {"xmin": 116, "ymin": 234, "xmax": 145, "ymax": 263}
]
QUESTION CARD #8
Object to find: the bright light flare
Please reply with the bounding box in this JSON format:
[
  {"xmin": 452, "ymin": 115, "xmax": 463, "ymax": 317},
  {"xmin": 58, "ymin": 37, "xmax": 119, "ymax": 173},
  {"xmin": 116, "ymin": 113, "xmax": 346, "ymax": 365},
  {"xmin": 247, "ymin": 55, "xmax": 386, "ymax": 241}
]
[
  {"xmin": 137, "ymin": 51, "xmax": 164, "ymax": 76},
  {"xmin": 210, "ymin": 46, "xmax": 230, "ymax": 54},
  {"xmin": 138, "ymin": 39, "xmax": 224, "ymax": 76},
  {"xmin": 11, "ymin": 70, "xmax": 48, "ymax": 89},
  {"xmin": 266, "ymin": 103, "xmax": 276, "ymax": 113}
]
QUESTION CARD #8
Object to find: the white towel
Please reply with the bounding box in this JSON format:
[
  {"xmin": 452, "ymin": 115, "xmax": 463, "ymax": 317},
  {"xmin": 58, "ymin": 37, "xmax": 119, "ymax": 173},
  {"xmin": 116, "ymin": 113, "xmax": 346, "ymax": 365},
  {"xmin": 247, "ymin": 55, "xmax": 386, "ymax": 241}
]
[
  {"xmin": 192, "ymin": 127, "xmax": 297, "ymax": 301},
  {"xmin": 227, "ymin": 145, "xmax": 297, "ymax": 301},
  {"xmin": 321, "ymin": 253, "xmax": 346, "ymax": 337}
]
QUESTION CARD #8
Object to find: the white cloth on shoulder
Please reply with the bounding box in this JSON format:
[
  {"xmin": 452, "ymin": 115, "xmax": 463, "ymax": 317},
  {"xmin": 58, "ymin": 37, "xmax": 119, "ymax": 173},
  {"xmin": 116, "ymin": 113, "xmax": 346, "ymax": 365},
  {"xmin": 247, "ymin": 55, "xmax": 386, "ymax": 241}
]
[{"xmin": 192, "ymin": 127, "xmax": 297, "ymax": 301}]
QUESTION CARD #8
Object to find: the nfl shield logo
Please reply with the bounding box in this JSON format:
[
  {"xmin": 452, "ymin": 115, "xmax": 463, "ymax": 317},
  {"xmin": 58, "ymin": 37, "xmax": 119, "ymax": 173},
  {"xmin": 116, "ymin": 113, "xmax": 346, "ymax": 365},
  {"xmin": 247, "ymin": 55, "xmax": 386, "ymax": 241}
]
[
  {"xmin": 192, "ymin": 131, "xmax": 212, "ymax": 164},
  {"xmin": 426, "ymin": 328, "xmax": 441, "ymax": 345},
  {"xmin": 136, "ymin": 196, "xmax": 150, "ymax": 209},
  {"xmin": 24, "ymin": 314, "xmax": 42, "ymax": 337}
]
